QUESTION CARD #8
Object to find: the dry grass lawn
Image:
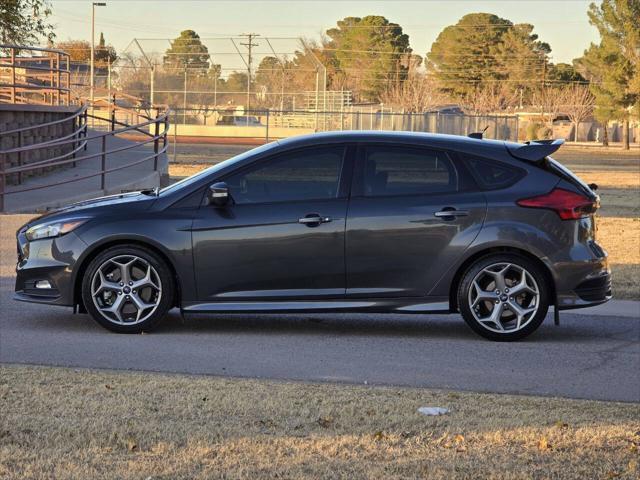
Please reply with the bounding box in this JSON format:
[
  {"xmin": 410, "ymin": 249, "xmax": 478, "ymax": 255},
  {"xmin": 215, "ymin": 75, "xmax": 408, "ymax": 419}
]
[
  {"xmin": 575, "ymin": 170, "xmax": 639, "ymax": 190},
  {"xmin": 597, "ymin": 217, "xmax": 640, "ymax": 299},
  {"xmin": 169, "ymin": 163, "xmax": 210, "ymax": 178},
  {"xmin": 0, "ymin": 364, "xmax": 638, "ymax": 479}
]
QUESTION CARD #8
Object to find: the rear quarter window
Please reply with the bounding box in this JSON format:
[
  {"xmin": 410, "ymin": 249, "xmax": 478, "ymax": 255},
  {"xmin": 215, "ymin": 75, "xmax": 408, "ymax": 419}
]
[{"xmin": 461, "ymin": 154, "xmax": 525, "ymax": 190}]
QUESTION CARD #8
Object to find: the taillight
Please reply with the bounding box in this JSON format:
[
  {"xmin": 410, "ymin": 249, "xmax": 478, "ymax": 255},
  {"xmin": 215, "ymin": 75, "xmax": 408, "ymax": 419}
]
[{"xmin": 517, "ymin": 188, "xmax": 598, "ymax": 220}]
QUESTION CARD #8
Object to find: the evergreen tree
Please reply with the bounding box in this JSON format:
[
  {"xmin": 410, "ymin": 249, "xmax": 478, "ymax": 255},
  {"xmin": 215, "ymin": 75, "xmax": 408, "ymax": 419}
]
[
  {"xmin": 326, "ymin": 16, "xmax": 411, "ymax": 102},
  {"xmin": 427, "ymin": 13, "xmax": 550, "ymax": 102},
  {"xmin": 163, "ymin": 30, "xmax": 211, "ymax": 75},
  {"xmin": 575, "ymin": 0, "xmax": 639, "ymax": 148}
]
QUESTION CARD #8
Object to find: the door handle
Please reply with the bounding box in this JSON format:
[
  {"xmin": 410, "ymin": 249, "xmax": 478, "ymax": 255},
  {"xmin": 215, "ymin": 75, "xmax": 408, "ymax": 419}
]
[
  {"xmin": 298, "ymin": 214, "xmax": 332, "ymax": 226},
  {"xmin": 434, "ymin": 208, "xmax": 469, "ymax": 218}
]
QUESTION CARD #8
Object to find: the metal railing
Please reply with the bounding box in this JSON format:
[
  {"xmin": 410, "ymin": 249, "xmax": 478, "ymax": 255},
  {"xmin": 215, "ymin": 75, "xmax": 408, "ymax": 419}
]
[
  {"xmin": 0, "ymin": 44, "xmax": 72, "ymax": 106},
  {"xmin": 0, "ymin": 104, "xmax": 170, "ymax": 211}
]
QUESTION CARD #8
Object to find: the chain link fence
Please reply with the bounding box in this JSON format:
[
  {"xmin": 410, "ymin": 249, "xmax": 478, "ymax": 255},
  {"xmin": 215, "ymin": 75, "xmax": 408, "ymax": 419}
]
[{"xmin": 166, "ymin": 107, "xmax": 518, "ymax": 141}]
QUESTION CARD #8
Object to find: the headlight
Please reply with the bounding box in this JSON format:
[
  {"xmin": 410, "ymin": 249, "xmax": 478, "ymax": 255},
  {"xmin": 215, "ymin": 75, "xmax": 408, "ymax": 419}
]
[{"xmin": 25, "ymin": 218, "xmax": 89, "ymax": 241}]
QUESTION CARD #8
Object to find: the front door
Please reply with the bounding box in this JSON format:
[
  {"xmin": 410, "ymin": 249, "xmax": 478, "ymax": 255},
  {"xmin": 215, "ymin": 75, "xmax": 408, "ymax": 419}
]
[
  {"xmin": 345, "ymin": 144, "xmax": 486, "ymax": 298},
  {"xmin": 192, "ymin": 145, "xmax": 351, "ymax": 301}
]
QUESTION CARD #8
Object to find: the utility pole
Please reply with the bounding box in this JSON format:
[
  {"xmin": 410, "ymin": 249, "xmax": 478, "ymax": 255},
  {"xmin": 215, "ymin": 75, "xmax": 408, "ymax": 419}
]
[
  {"xmin": 541, "ymin": 58, "xmax": 547, "ymax": 126},
  {"xmin": 90, "ymin": 2, "xmax": 106, "ymax": 119},
  {"xmin": 240, "ymin": 33, "xmax": 259, "ymax": 123},
  {"xmin": 183, "ymin": 66, "xmax": 188, "ymax": 124}
]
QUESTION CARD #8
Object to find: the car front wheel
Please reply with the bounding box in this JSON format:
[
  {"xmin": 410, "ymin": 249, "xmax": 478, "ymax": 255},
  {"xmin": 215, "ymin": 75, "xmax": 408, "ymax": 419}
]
[
  {"xmin": 81, "ymin": 245, "xmax": 174, "ymax": 333},
  {"xmin": 457, "ymin": 254, "xmax": 550, "ymax": 341}
]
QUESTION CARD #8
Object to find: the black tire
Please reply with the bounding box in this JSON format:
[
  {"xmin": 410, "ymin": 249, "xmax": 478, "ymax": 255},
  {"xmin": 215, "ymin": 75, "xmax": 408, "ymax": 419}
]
[
  {"xmin": 457, "ymin": 253, "xmax": 550, "ymax": 341},
  {"xmin": 81, "ymin": 245, "xmax": 174, "ymax": 333}
]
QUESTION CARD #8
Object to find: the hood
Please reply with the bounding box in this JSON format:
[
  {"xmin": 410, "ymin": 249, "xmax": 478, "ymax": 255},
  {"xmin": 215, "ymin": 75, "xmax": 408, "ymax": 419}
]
[{"xmin": 21, "ymin": 191, "xmax": 156, "ymax": 230}]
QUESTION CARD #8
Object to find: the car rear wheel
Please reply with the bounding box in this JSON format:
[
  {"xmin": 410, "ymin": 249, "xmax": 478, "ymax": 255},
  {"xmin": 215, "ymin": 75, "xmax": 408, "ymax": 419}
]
[
  {"xmin": 457, "ymin": 254, "xmax": 550, "ymax": 341},
  {"xmin": 81, "ymin": 245, "xmax": 174, "ymax": 333}
]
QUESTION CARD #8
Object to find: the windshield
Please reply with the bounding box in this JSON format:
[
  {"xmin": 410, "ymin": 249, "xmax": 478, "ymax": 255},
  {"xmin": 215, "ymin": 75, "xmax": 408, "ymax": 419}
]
[{"xmin": 159, "ymin": 142, "xmax": 277, "ymax": 195}]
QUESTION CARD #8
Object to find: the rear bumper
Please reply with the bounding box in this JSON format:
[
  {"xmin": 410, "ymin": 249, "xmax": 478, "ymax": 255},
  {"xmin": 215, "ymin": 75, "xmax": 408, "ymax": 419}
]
[{"xmin": 557, "ymin": 268, "xmax": 612, "ymax": 310}]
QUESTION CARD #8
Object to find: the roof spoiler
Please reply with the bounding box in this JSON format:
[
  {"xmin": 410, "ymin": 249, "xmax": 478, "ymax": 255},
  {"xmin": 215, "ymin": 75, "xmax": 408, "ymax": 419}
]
[{"xmin": 507, "ymin": 139, "xmax": 565, "ymax": 161}]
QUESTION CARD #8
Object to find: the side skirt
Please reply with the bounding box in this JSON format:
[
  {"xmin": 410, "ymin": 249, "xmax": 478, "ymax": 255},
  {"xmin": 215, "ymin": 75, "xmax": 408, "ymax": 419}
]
[{"xmin": 181, "ymin": 298, "xmax": 451, "ymax": 314}]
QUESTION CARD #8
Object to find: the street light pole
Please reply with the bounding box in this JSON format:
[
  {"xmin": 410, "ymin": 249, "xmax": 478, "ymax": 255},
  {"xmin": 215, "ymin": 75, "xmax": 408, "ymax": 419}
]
[{"xmin": 90, "ymin": 2, "xmax": 106, "ymax": 117}]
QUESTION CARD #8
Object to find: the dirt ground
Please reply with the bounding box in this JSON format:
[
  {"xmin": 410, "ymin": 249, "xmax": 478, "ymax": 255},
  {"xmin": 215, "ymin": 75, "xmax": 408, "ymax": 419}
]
[{"xmin": 0, "ymin": 365, "xmax": 638, "ymax": 480}]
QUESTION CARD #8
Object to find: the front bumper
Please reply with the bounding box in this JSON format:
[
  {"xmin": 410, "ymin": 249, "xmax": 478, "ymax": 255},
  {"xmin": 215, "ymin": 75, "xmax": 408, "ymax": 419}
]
[{"xmin": 14, "ymin": 229, "xmax": 87, "ymax": 306}]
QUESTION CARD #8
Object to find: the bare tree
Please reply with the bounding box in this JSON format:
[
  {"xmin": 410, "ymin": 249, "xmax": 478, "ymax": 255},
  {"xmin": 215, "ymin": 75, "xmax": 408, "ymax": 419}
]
[
  {"xmin": 380, "ymin": 72, "xmax": 447, "ymax": 112},
  {"xmin": 561, "ymin": 83, "xmax": 595, "ymax": 142},
  {"xmin": 463, "ymin": 83, "xmax": 519, "ymax": 115},
  {"xmin": 532, "ymin": 85, "xmax": 566, "ymax": 129}
]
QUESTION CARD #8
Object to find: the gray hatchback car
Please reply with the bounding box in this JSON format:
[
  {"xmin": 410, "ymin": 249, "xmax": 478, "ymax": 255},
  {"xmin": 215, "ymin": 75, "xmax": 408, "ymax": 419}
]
[{"xmin": 15, "ymin": 132, "xmax": 611, "ymax": 340}]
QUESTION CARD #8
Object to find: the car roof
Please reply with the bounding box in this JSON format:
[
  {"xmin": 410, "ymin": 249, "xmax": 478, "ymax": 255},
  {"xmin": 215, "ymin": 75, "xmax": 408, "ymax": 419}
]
[{"xmin": 274, "ymin": 130, "xmax": 517, "ymax": 160}]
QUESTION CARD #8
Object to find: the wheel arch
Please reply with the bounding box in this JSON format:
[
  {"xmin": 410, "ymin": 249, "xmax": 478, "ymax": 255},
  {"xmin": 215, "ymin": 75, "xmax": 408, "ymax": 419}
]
[
  {"xmin": 448, "ymin": 246, "xmax": 556, "ymax": 313},
  {"xmin": 73, "ymin": 238, "xmax": 182, "ymax": 312}
]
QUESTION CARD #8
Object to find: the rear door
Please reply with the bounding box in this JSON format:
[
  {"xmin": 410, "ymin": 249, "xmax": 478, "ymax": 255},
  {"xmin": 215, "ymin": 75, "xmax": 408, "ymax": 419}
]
[{"xmin": 345, "ymin": 144, "xmax": 486, "ymax": 298}]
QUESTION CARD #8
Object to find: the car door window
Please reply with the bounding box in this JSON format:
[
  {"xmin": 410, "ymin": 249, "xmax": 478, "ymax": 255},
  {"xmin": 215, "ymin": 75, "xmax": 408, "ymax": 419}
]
[
  {"xmin": 362, "ymin": 146, "xmax": 457, "ymax": 197},
  {"xmin": 224, "ymin": 147, "xmax": 345, "ymax": 204}
]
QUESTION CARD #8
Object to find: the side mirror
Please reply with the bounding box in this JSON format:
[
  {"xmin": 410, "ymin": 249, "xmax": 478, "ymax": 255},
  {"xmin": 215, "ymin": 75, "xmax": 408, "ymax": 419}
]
[{"xmin": 208, "ymin": 182, "xmax": 230, "ymax": 207}]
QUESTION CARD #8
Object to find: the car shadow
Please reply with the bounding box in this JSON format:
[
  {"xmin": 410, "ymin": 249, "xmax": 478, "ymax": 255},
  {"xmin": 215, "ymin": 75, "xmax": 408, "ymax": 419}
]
[
  {"xmin": 156, "ymin": 310, "xmax": 478, "ymax": 339},
  {"xmin": 2, "ymin": 286, "xmax": 630, "ymax": 343},
  {"xmin": 147, "ymin": 310, "xmax": 619, "ymax": 343}
]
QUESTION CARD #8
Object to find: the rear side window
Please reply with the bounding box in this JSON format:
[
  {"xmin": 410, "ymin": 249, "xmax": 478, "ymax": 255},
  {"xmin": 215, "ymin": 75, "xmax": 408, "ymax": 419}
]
[
  {"xmin": 463, "ymin": 155, "xmax": 524, "ymax": 190},
  {"xmin": 362, "ymin": 146, "xmax": 458, "ymax": 197}
]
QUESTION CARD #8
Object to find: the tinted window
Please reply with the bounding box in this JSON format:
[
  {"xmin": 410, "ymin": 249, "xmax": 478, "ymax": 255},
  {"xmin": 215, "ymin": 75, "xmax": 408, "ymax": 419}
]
[
  {"xmin": 464, "ymin": 155, "xmax": 523, "ymax": 190},
  {"xmin": 224, "ymin": 146, "xmax": 344, "ymax": 204},
  {"xmin": 362, "ymin": 146, "xmax": 457, "ymax": 196}
]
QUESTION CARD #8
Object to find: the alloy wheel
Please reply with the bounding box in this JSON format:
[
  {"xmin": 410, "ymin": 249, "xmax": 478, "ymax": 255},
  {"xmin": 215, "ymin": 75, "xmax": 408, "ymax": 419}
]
[
  {"xmin": 467, "ymin": 262, "xmax": 540, "ymax": 334},
  {"xmin": 90, "ymin": 255, "xmax": 162, "ymax": 325}
]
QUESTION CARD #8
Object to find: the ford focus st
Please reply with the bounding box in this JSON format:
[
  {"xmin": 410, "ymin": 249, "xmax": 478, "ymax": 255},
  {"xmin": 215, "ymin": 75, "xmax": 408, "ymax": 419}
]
[{"xmin": 14, "ymin": 132, "xmax": 611, "ymax": 340}]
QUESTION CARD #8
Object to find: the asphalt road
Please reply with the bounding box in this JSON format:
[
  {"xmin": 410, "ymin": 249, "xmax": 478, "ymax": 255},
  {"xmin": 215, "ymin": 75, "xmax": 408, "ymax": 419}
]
[{"xmin": 1, "ymin": 281, "xmax": 638, "ymax": 402}]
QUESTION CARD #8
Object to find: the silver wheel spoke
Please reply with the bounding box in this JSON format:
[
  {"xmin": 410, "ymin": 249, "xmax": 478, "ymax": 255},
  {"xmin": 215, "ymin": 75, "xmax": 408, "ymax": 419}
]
[
  {"xmin": 100, "ymin": 293, "xmax": 125, "ymax": 322},
  {"xmin": 509, "ymin": 269, "xmax": 538, "ymax": 296},
  {"xmin": 130, "ymin": 294, "xmax": 155, "ymax": 315},
  {"xmin": 92, "ymin": 269, "xmax": 121, "ymax": 295},
  {"xmin": 132, "ymin": 264, "xmax": 159, "ymax": 290},
  {"xmin": 91, "ymin": 254, "xmax": 162, "ymax": 326},
  {"xmin": 112, "ymin": 258, "xmax": 135, "ymax": 285},
  {"xmin": 506, "ymin": 301, "xmax": 536, "ymax": 329},
  {"xmin": 471, "ymin": 280, "xmax": 499, "ymax": 307},
  {"xmin": 481, "ymin": 302, "xmax": 505, "ymax": 330},
  {"xmin": 483, "ymin": 264, "xmax": 510, "ymax": 291},
  {"xmin": 468, "ymin": 262, "xmax": 540, "ymax": 334}
]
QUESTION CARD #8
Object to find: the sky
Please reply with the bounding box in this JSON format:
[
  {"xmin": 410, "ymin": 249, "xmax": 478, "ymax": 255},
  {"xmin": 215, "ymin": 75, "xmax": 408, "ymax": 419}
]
[{"xmin": 49, "ymin": 0, "xmax": 600, "ymax": 64}]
